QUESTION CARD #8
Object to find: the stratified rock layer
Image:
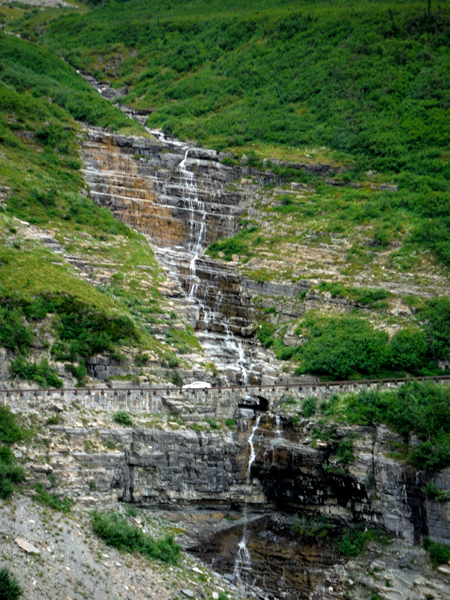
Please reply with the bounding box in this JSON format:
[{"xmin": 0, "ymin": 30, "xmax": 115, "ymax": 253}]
[{"xmin": 81, "ymin": 128, "xmax": 242, "ymax": 248}]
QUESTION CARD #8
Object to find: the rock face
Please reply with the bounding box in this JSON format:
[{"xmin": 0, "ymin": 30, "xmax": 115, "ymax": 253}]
[
  {"xmin": 81, "ymin": 127, "xmax": 270, "ymax": 383},
  {"xmin": 21, "ymin": 393, "xmax": 449, "ymax": 547},
  {"xmin": 81, "ymin": 126, "xmax": 398, "ymax": 386},
  {"xmin": 189, "ymin": 514, "xmax": 345, "ymax": 600},
  {"xmin": 6, "ymin": 385, "xmax": 450, "ymax": 599},
  {"xmin": 81, "ymin": 128, "xmax": 243, "ymax": 249}
]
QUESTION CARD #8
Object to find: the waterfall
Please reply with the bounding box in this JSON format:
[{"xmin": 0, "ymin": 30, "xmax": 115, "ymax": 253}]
[
  {"xmin": 233, "ymin": 414, "xmax": 261, "ymax": 583},
  {"xmin": 274, "ymin": 414, "xmax": 283, "ymax": 438},
  {"xmin": 178, "ymin": 150, "xmax": 207, "ymax": 298},
  {"xmin": 177, "ymin": 150, "xmax": 251, "ymax": 384}
]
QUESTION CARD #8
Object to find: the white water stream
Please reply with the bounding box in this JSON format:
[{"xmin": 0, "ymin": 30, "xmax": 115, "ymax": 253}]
[
  {"xmin": 233, "ymin": 414, "xmax": 262, "ymax": 582},
  {"xmin": 177, "ymin": 150, "xmax": 251, "ymax": 384},
  {"xmin": 274, "ymin": 414, "xmax": 283, "ymax": 438}
]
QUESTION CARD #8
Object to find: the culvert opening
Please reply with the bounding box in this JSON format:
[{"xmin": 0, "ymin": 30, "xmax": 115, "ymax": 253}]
[{"xmin": 238, "ymin": 395, "xmax": 269, "ymax": 412}]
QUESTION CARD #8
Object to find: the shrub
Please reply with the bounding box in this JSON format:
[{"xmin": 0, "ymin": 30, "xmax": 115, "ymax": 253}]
[
  {"xmin": 45, "ymin": 414, "xmax": 61, "ymax": 426},
  {"xmin": 225, "ymin": 418, "xmax": 236, "ymax": 428},
  {"xmin": 0, "ymin": 306, "xmax": 33, "ymax": 354},
  {"xmin": 221, "ymin": 157, "xmax": 235, "ymax": 166},
  {"xmin": 0, "ymin": 406, "xmax": 27, "ymax": 445},
  {"xmin": 337, "ymin": 381, "xmax": 450, "ymax": 471},
  {"xmin": 91, "ymin": 511, "xmax": 181, "ymax": 564},
  {"xmin": 338, "ymin": 526, "xmax": 389, "ymax": 557},
  {"xmin": 34, "ymin": 482, "xmax": 73, "ymax": 513},
  {"xmin": 295, "ymin": 314, "xmax": 390, "ymax": 380},
  {"xmin": 9, "ymin": 357, "xmax": 63, "ymax": 388},
  {"xmin": 256, "ymin": 322, "xmax": 275, "ymax": 348},
  {"xmin": 336, "ymin": 436, "xmax": 355, "ymax": 464},
  {"xmin": 420, "ymin": 298, "xmax": 450, "ymax": 360},
  {"xmin": 319, "ymin": 395, "xmax": 340, "ymax": 416},
  {"xmin": 64, "ymin": 363, "xmax": 87, "ymax": 387},
  {"xmin": 207, "ymin": 237, "xmax": 250, "ymax": 261},
  {"xmin": 291, "ymin": 514, "xmax": 334, "ymax": 537},
  {"xmin": 390, "ymin": 328, "xmax": 428, "ymax": 372},
  {"xmin": 113, "ymin": 411, "xmax": 133, "ymax": 427},
  {"xmin": 280, "ymin": 194, "xmax": 292, "ymax": 206},
  {"xmin": 206, "ymin": 417, "xmax": 218, "ymax": 429},
  {"xmin": 0, "ymin": 463, "xmax": 26, "ymax": 500},
  {"xmin": 0, "ymin": 567, "xmax": 23, "ymax": 600},
  {"xmin": 423, "ymin": 537, "xmax": 450, "ymax": 566},
  {"xmin": 302, "ymin": 397, "xmax": 317, "ymax": 418},
  {"xmin": 422, "ymin": 481, "xmax": 450, "ymax": 502}
]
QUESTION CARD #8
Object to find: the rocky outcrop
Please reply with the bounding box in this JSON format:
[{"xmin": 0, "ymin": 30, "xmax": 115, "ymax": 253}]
[
  {"xmin": 11, "ymin": 384, "xmax": 449, "ymax": 547},
  {"xmin": 7, "ymin": 384, "xmax": 450, "ymax": 599},
  {"xmin": 81, "ymin": 128, "xmax": 243, "ymax": 248},
  {"xmin": 59, "ymin": 418, "xmax": 448, "ymax": 544}
]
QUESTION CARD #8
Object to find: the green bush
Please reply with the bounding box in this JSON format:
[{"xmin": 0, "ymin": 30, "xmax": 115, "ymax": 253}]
[
  {"xmin": 317, "ymin": 283, "xmax": 390, "ymax": 308},
  {"xmin": 0, "ymin": 406, "xmax": 27, "ymax": 446},
  {"xmin": 390, "ymin": 328, "xmax": 428, "ymax": 372},
  {"xmin": 45, "ymin": 414, "xmax": 61, "ymax": 426},
  {"xmin": 0, "ymin": 463, "xmax": 26, "ymax": 500},
  {"xmin": 301, "ymin": 397, "xmax": 317, "ymax": 418},
  {"xmin": 113, "ymin": 411, "xmax": 133, "ymax": 427},
  {"xmin": 319, "ymin": 395, "xmax": 340, "ymax": 416},
  {"xmin": 9, "ymin": 356, "xmax": 63, "ymax": 388},
  {"xmin": 0, "ymin": 306, "xmax": 33, "ymax": 354},
  {"xmin": 338, "ymin": 526, "xmax": 389, "ymax": 557},
  {"xmin": 334, "ymin": 381, "xmax": 450, "ymax": 471},
  {"xmin": 34, "ymin": 482, "xmax": 74, "ymax": 513},
  {"xmin": 0, "ymin": 567, "xmax": 23, "ymax": 600},
  {"xmin": 423, "ymin": 537, "xmax": 450, "ymax": 566},
  {"xmin": 420, "ymin": 298, "xmax": 450, "ymax": 360},
  {"xmin": 0, "ymin": 295, "xmax": 140, "ymax": 386},
  {"xmin": 207, "ymin": 236, "xmax": 250, "ymax": 261},
  {"xmin": 91, "ymin": 511, "xmax": 181, "ymax": 564},
  {"xmin": 206, "ymin": 417, "xmax": 218, "ymax": 429},
  {"xmin": 256, "ymin": 322, "xmax": 276, "ymax": 348},
  {"xmin": 0, "ymin": 408, "xmax": 28, "ymax": 499},
  {"xmin": 422, "ymin": 481, "xmax": 450, "ymax": 502},
  {"xmin": 336, "ymin": 437, "xmax": 355, "ymax": 464},
  {"xmin": 290, "ymin": 300, "xmax": 450, "ymax": 379},
  {"xmin": 294, "ymin": 314, "xmax": 390, "ymax": 380},
  {"xmin": 291, "ymin": 514, "xmax": 334, "ymax": 537}
]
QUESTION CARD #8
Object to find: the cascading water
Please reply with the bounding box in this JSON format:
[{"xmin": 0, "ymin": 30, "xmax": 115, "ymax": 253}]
[
  {"xmin": 177, "ymin": 150, "xmax": 251, "ymax": 384},
  {"xmin": 274, "ymin": 414, "xmax": 283, "ymax": 438},
  {"xmin": 178, "ymin": 150, "xmax": 207, "ymax": 296},
  {"xmin": 233, "ymin": 414, "xmax": 262, "ymax": 583}
]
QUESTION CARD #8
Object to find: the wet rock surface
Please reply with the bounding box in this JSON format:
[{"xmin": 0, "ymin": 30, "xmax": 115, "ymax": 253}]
[{"xmin": 188, "ymin": 514, "xmax": 345, "ymax": 600}]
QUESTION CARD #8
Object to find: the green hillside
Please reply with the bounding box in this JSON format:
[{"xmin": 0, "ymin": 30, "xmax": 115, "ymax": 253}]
[
  {"xmin": 1, "ymin": 0, "xmax": 450, "ymax": 385},
  {"xmin": 9, "ymin": 0, "xmax": 450, "ymax": 267},
  {"xmin": 0, "ymin": 33, "xmax": 188, "ymax": 387}
]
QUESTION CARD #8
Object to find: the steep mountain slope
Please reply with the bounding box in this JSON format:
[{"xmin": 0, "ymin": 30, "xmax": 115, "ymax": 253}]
[
  {"xmin": 1, "ymin": 0, "xmax": 450, "ymax": 388},
  {"xmin": 0, "ymin": 34, "xmax": 204, "ymax": 388},
  {"xmin": 2, "ymin": 5, "xmax": 450, "ymax": 599}
]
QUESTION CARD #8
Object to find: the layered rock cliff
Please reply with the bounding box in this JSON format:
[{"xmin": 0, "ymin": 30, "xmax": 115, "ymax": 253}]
[{"xmin": 10, "ymin": 389, "xmax": 450, "ymax": 600}]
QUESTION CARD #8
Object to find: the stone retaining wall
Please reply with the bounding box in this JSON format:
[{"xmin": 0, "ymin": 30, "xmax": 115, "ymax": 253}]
[{"xmin": 2, "ymin": 377, "xmax": 449, "ymax": 418}]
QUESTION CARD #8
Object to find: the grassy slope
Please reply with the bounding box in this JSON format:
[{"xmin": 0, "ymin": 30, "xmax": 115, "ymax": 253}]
[
  {"xmin": 13, "ymin": 0, "xmax": 450, "ymax": 165},
  {"xmin": 0, "ymin": 33, "xmax": 191, "ymax": 386},
  {"xmin": 9, "ymin": 0, "xmax": 450, "ymax": 267},
  {"xmin": 2, "ymin": 0, "xmax": 450, "ymax": 382}
]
